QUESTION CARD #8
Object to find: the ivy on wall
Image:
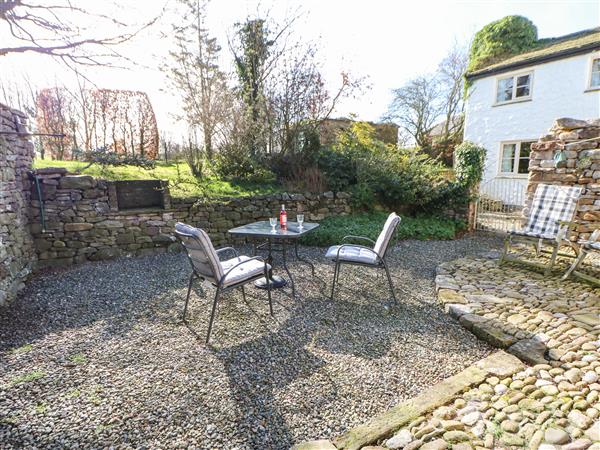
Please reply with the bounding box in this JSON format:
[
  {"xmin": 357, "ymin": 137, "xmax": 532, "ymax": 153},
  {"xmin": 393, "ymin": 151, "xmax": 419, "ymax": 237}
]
[{"xmin": 454, "ymin": 141, "xmax": 486, "ymax": 189}]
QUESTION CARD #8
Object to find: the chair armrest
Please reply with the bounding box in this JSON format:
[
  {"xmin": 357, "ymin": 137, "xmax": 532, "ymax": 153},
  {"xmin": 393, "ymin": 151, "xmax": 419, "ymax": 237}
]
[
  {"xmin": 336, "ymin": 243, "xmax": 382, "ymax": 263},
  {"xmin": 216, "ymin": 247, "xmax": 238, "ymax": 259},
  {"xmin": 342, "ymin": 235, "xmax": 376, "ymax": 245},
  {"xmin": 219, "ymin": 256, "xmax": 267, "ymax": 284}
]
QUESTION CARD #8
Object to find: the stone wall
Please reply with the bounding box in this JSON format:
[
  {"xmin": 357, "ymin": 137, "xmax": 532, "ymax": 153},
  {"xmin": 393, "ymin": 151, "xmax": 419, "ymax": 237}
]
[
  {"xmin": 0, "ymin": 104, "xmax": 35, "ymax": 305},
  {"xmin": 527, "ymin": 117, "xmax": 600, "ymax": 240},
  {"xmin": 29, "ymin": 168, "xmax": 353, "ymax": 269}
]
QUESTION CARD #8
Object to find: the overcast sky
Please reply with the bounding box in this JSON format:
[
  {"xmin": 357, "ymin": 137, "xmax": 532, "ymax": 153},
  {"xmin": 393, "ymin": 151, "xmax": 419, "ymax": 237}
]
[{"xmin": 1, "ymin": 0, "xmax": 599, "ymax": 137}]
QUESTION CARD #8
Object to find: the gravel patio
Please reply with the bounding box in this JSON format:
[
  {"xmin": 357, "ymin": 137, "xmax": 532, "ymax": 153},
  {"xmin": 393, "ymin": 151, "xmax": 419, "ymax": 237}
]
[{"xmin": 0, "ymin": 236, "xmax": 501, "ymax": 450}]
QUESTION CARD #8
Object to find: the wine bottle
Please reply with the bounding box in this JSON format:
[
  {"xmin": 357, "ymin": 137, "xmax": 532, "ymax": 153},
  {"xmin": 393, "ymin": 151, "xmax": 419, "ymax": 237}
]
[{"xmin": 280, "ymin": 204, "xmax": 287, "ymax": 230}]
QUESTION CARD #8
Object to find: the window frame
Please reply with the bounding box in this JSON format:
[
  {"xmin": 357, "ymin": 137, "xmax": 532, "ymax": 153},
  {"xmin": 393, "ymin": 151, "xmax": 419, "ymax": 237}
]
[
  {"xmin": 587, "ymin": 53, "xmax": 600, "ymax": 91},
  {"xmin": 498, "ymin": 140, "xmax": 535, "ymax": 177},
  {"xmin": 493, "ymin": 70, "xmax": 534, "ymax": 105}
]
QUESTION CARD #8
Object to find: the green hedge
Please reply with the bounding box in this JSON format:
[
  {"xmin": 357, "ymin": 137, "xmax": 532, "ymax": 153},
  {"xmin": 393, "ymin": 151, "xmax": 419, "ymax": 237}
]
[{"xmin": 300, "ymin": 212, "xmax": 465, "ymax": 247}]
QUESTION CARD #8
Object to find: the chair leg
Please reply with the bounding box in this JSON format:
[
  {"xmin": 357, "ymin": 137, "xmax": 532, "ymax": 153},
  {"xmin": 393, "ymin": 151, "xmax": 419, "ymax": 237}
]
[
  {"xmin": 206, "ymin": 287, "xmax": 221, "ymax": 344},
  {"xmin": 241, "ymin": 285, "xmax": 247, "ymax": 303},
  {"xmin": 562, "ymin": 248, "xmax": 586, "ymax": 280},
  {"xmin": 265, "ymin": 265, "xmax": 273, "ymax": 316},
  {"xmin": 545, "ymin": 243, "xmax": 560, "ymax": 276},
  {"xmin": 536, "ymin": 239, "xmax": 543, "ymax": 257},
  {"xmin": 330, "ymin": 260, "xmax": 340, "ymax": 300},
  {"xmin": 382, "ymin": 260, "xmax": 398, "ymax": 305},
  {"xmin": 183, "ymin": 272, "xmax": 194, "ymax": 321}
]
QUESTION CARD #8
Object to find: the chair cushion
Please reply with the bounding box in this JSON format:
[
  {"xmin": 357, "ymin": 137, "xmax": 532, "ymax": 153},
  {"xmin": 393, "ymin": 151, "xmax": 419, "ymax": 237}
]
[
  {"xmin": 374, "ymin": 212, "xmax": 401, "ymax": 257},
  {"xmin": 326, "ymin": 245, "xmax": 378, "ymax": 265},
  {"xmin": 221, "ymin": 256, "xmax": 270, "ymax": 287},
  {"xmin": 522, "ymin": 184, "xmax": 582, "ymax": 238}
]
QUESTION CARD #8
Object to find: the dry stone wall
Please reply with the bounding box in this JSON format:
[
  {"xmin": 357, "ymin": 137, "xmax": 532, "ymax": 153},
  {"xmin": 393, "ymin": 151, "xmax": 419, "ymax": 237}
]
[
  {"xmin": 29, "ymin": 167, "xmax": 353, "ymax": 269},
  {"xmin": 527, "ymin": 117, "xmax": 600, "ymax": 241},
  {"xmin": 0, "ymin": 104, "xmax": 35, "ymax": 305}
]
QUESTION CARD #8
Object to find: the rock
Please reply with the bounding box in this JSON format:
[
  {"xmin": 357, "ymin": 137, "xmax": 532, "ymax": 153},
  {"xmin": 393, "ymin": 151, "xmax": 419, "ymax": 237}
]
[
  {"xmin": 569, "ymin": 410, "xmax": 593, "ymax": 429},
  {"xmin": 541, "ymin": 384, "xmax": 559, "ymax": 396},
  {"xmin": 386, "ymin": 429, "xmax": 413, "ymax": 449},
  {"xmin": 501, "ymin": 419, "xmax": 519, "ymax": 433},
  {"xmin": 585, "ymin": 421, "xmax": 599, "ymax": 441},
  {"xmin": 63, "ymin": 222, "xmax": 93, "ymax": 232},
  {"xmin": 59, "ymin": 175, "xmax": 94, "ymax": 190},
  {"xmin": 420, "ymin": 439, "xmax": 448, "ymax": 450},
  {"xmin": 291, "ymin": 440, "xmax": 337, "ymax": 450},
  {"xmin": 508, "ymin": 339, "xmax": 548, "ymax": 365},
  {"xmin": 529, "ymin": 429, "xmax": 545, "ymax": 450},
  {"xmin": 583, "ymin": 371, "xmax": 599, "ymax": 384},
  {"xmin": 545, "ymin": 427, "xmax": 571, "ymax": 445},
  {"xmin": 461, "ymin": 412, "xmax": 480, "ymax": 426},
  {"xmin": 442, "ymin": 430, "xmax": 469, "ymax": 443},
  {"xmin": 563, "ymin": 439, "xmax": 593, "ymax": 450},
  {"xmin": 500, "ymin": 433, "xmax": 524, "ymax": 447},
  {"xmin": 555, "ymin": 118, "xmax": 592, "ymax": 130},
  {"xmin": 451, "ymin": 444, "xmax": 473, "ymax": 450}
]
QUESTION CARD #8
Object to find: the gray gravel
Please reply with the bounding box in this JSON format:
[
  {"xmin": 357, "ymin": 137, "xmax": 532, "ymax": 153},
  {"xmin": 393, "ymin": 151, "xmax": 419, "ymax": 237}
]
[{"xmin": 0, "ymin": 234, "xmax": 501, "ymax": 449}]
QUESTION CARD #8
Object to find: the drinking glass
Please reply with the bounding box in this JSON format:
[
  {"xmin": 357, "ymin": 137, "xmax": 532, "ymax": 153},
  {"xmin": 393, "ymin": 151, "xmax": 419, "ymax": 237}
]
[
  {"xmin": 269, "ymin": 217, "xmax": 277, "ymax": 233},
  {"xmin": 297, "ymin": 214, "xmax": 304, "ymax": 230}
]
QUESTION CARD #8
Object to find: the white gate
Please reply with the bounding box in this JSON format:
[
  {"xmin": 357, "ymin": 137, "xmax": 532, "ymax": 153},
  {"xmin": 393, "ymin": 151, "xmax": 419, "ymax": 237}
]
[{"xmin": 475, "ymin": 178, "xmax": 527, "ymax": 232}]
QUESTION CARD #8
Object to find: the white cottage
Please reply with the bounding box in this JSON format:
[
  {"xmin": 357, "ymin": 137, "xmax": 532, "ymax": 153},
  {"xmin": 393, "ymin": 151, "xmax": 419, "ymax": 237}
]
[{"xmin": 464, "ymin": 28, "xmax": 600, "ymax": 206}]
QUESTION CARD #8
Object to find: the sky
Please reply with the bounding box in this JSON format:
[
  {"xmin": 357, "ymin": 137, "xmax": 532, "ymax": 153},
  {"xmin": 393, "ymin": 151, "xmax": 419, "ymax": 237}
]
[{"xmin": 1, "ymin": 0, "xmax": 599, "ymax": 137}]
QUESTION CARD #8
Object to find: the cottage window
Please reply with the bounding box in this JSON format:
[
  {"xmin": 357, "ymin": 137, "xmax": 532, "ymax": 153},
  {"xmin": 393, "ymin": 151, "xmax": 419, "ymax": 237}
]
[
  {"xmin": 500, "ymin": 141, "xmax": 533, "ymax": 175},
  {"xmin": 495, "ymin": 72, "xmax": 532, "ymax": 104},
  {"xmin": 590, "ymin": 57, "xmax": 600, "ymax": 89}
]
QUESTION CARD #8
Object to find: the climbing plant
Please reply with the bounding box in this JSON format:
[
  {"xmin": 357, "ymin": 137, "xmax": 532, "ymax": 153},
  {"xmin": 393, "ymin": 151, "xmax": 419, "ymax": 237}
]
[{"xmin": 454, "ymin": 141, "xmax": 486, "ymax": 189}]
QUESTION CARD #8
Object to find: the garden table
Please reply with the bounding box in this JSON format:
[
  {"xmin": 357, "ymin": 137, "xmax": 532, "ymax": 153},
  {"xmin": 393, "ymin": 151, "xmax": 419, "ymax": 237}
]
[{"xmin": 228, "ymin": 220, "xmax": 319, "ymax": 296}]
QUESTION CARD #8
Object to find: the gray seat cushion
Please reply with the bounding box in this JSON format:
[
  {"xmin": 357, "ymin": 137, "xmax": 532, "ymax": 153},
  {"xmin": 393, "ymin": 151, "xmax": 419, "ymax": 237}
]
[
  {"xmin": 221, "ymin": 256, "xmax": 270, "ymax": 287},
  {"xmin": 325, "ymin": 245, "xmax": 378, "ymax": 265}
]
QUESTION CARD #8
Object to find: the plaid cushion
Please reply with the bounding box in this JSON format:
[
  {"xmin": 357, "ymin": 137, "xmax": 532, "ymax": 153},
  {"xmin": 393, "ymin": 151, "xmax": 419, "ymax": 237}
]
[{"xmin": 522, "ymin": 184, "xmax": 582, "ymax": 239}]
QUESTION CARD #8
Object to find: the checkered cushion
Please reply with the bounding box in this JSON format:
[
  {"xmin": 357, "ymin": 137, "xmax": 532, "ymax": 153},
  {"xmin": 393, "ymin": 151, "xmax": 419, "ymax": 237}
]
[
  {"xmin": 326, "ymin": 245, "xmax": 379, "ymax": 264},
  {"xmin": 514, "ymin": 184, "xmax": 582, "ymax": 239}
]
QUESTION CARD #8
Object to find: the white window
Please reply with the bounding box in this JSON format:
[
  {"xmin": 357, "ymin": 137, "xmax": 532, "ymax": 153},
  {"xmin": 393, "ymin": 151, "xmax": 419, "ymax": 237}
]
[
  {"xmin": 589, "ymin": 56, "xmax": 600, "ymax": 89},
  {"xmin": 500, "ymin": 141, "xmax": 534, "ymax": 175},
  {"xmin": 495, "ymin": 72, "xmax": 532, "ymax": 104}
]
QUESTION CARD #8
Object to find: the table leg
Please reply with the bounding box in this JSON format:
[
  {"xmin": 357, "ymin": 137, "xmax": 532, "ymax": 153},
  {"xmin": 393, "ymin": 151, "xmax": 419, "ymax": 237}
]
[
  {"xmin": 255, "ymin": 237, "xmax": 287, "ymax": 289},
  {"xmin": 294, "ymin": 241, "xmax": 315, "ymax": 276},
  {"xmin": 282, "ymin": 240, "xmax": 295, "ymax": 297}
]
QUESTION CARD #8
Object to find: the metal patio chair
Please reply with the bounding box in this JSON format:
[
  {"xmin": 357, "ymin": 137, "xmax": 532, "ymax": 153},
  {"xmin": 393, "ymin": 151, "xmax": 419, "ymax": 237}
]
[
  {"xmin": 562, "ymin": 229, "xmax": 600, "ymax": 285},
  {"xmin": 325, "ymin": 212, "xmax": 401, "ymax": 303},
  {"xmin": 175, "ymin": 222, "xmax": 272, "ymax": 343},
  {"xmin": 499, "ymin": 184, "xmax": 583, "ymax": 276}
]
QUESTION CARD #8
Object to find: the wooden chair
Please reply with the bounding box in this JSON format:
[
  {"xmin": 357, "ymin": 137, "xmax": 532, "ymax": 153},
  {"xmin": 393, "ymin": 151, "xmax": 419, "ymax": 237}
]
[
  {"xmin": 562, "ymin": 229, "xmax": 600, "ymax": 285},
  {"xmin": 499, "ymin": 184, "xmax": 583, "ymax": 275}
]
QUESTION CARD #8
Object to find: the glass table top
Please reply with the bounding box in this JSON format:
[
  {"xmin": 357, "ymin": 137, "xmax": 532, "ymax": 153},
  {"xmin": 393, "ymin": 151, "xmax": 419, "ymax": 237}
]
[{"xmin": 228, "ymin": 221, "xmax": 319, "ymax": 238}]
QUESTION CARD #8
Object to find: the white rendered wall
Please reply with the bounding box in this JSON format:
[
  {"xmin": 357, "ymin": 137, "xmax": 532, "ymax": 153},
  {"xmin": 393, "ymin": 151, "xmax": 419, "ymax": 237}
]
[{"xmin": 464, "ymin": 52, "xmax": 600, "ymax": 205}]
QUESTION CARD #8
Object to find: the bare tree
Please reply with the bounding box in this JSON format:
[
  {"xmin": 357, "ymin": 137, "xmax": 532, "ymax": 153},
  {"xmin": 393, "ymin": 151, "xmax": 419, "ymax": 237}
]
[
  {"xmin": 386, "ymin": 76, "xmax": 441, "ymax": 148},
  {"xmin": 437, "ymin": 43, "xmax": 468, "ymax": 146},
  {"xmin": 0, "ymin": 0, "xmax": 161, "ymax": 69},
  {"xmin": 165, "ymin": 0, "xmax": 231, "ymax": 165}
]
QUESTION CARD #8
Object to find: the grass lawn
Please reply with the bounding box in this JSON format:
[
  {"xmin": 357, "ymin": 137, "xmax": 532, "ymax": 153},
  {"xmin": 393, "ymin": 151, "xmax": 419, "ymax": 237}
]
[
  {"xmin": 300, "ymin": 211, "xmax": 466, "ymax": 247},
  {"xmin": 33, "ymin": 159, "xmax": 282, "ymax": 198}
]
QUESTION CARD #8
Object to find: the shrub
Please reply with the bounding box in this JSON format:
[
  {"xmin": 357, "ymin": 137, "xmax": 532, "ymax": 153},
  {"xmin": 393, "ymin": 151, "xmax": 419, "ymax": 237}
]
[
  {"xmin": 213, "ymin": 143, "xmax": 276, "ymax": 183},
  {"xmin": 468, "ymin": 16, "xmax": 538, "ymax": 72},
  {"xmin": 316, "ymin": 122, "xmax": 475, "ymax": 213},
  {"xmin": 300, "ymin": 211, "xmax": 465, "ymax": 247}
]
